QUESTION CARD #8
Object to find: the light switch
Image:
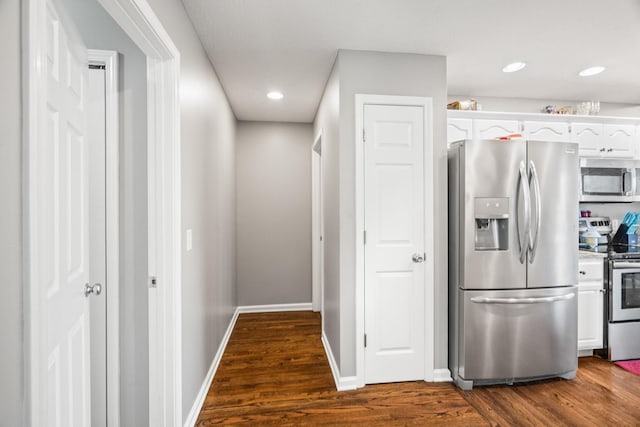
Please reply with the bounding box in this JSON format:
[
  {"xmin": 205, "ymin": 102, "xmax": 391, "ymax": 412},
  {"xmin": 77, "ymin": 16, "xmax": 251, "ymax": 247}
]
[{"xmin": 186, "ymin": 229, "xmax": 193, "ymax": 252}]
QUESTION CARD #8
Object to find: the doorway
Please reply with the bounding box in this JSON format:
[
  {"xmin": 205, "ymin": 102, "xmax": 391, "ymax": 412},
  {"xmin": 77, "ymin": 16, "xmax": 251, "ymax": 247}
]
[
  {"xmin": 23, "ymin": 0, "xmax": 182, "ymax": 424},
  {"xmin": 355, "ymin": 95, "xmax": 436, "ymax": 386}
]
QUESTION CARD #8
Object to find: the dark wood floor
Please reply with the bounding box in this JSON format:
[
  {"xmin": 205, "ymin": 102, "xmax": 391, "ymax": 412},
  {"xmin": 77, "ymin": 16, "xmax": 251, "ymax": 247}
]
[{"xmin": 196, "ymin": 311, "xmax": 640, "ymax": 426}]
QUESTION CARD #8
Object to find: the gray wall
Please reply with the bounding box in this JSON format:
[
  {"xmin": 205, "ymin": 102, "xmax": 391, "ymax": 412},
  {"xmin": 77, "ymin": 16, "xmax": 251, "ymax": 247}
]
[
  {"xmin": 236, "ymin": 121, "xmax": 313, "ymax": 306},
  {"xmin": 0, "ymin": 0, "xmax": 23, "ymax": 424},
  {"xmin": 449, "ymin": 95, "xmax": 640, "ymax": 117},
  {"xmin": 313, "ymin": 62, "xmax": 342, "ymax": 368},
  {"xmin": 61, "ymin": 0, "xmax": 150, "ymax": 424},
  {"xmin": 144, "ymin": 0, "xmax": 238, "ymax": 423},
  {"xmin": 314, "ymin": 50, "xmax": 448, "ymax": 377}
]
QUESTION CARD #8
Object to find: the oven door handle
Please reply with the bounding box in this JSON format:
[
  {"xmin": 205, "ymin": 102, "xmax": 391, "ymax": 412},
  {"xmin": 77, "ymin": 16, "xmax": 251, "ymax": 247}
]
[
  {"xmin": 612, "ymin": 262, "xmax": 640, "ymax": 269},
  {"xmin": 470, "ymin": 293, "xmax": 575, "ymax": 305}
]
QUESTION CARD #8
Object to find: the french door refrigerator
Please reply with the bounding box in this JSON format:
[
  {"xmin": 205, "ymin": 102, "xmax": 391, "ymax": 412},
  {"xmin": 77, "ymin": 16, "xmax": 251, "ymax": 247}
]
[{"xmin": 448, "ymin": 138, "xmax": 579, "ymax": 390}]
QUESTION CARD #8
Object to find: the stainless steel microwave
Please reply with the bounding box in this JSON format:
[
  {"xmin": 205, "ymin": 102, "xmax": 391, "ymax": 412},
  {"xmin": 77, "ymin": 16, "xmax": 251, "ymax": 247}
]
[{"xmin": 579, "ymin": 158, "xmax": 638, "ymax": 202}]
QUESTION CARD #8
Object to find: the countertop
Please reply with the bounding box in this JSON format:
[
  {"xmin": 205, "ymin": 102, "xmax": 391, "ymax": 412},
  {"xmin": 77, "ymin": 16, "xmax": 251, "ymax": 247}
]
[{"xmin": 579, "ymin": 250, "xmax": 607, "ymax": 259}]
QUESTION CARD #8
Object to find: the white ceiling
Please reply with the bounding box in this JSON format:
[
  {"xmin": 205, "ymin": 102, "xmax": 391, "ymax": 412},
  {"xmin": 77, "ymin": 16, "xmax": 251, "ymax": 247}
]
[{"xmin": 181, "ymin": 0, "xmax": 640, "ymax": 123}]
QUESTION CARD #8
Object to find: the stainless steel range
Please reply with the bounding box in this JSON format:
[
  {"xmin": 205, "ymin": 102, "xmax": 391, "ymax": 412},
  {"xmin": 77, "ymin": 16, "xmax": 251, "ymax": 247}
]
[{"xmin": 602, "ymin": 248, "xmax": 640, "ymax": 360}]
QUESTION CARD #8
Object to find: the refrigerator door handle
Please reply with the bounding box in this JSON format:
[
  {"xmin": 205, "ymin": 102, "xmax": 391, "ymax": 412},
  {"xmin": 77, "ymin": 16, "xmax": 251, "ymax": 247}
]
[
  {"xmin": 517, "ymin": 161, "xmax": 531, "ymax": 264},
  {"xmin": 528, "ymin": 160, "xmax": 541, "ymax": 263},
  {"xmin": 470, "ymin": 293, "xmax": 575, "ymax": 305}
]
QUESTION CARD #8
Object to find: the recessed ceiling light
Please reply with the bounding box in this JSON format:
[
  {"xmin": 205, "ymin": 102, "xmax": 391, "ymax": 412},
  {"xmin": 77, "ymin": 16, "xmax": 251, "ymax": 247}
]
[
  {"xmin": 579, "ymin": 66, "xmax": 605, "ymax": 77},
  {"xmin": 267, "ymin": 91, "xmax": 284, "ymax": 100},
  {"xmin": 502, "ymin": 62, "xmax": 527, "ymax": 73}
]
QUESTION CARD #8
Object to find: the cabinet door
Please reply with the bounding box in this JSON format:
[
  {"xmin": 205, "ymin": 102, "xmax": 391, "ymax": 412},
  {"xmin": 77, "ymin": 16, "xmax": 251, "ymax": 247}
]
[
  {"xmin": 571, "ymin": 123, "xmax": 604, "ymax": 157},
  {"xmin": 523, "ymin": 121, "xmax": 570, "ymax": 142},
  {"xmin": 577, "ymin": 283, "xmax": 604, "ymax": 351},
  {"xmin": 447, "ymin": 118, "xmax": 472, "ymax": 145},
  {"xmin": 603, "ymin": 124, "xmax": 635, "ymax": 158},
  {"xmin": 473, "ymin": 119, "xmax": 520, "ymax": 140}
]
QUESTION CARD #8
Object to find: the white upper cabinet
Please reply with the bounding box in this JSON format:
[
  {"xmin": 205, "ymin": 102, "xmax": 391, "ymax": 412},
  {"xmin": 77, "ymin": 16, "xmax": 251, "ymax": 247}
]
[
  {"xmin": 447, "ymin": 118, "xmax": 472, "ymax": 144},
  {"xmin": 572, "ymin": 123, "xmax": 635, "ymax": 158},
  {"xmin": 473, "ymin": 119, "xmax": 520, "ymax": 140},
  {"xmin": 523, "ymin": 121, "xmax": 571, "ymax": 142},
  {"xmin": 447, "ymin": 111, "xmax": 640, "ymax": 159},
  {"xmin": 604, "ymin": 124, "xmax": 636, "ymax": 158},
  {"xmin": 571, "ymin": 123, "xmax": 604, "ymax": 157}
]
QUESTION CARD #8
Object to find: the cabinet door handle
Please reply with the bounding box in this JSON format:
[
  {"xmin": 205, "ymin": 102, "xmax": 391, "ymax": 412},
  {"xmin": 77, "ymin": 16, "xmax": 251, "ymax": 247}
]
[{"xmin": 579, "ymin": 270, "xmax": 586, "ymax": 275}]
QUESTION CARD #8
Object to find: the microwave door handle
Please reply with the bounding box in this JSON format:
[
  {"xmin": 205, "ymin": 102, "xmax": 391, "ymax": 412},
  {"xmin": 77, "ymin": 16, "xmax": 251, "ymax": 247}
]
[
  {"xmin": 528, "ymin": 160, "xmax": 541, "ymax": 263},
  {"xmin": 622, "ymin": 170, "xmax": 632, "ymax": 195},
  {"xmin": 517, "ymin": 161, "xmax": 531, "ymax": 264}
]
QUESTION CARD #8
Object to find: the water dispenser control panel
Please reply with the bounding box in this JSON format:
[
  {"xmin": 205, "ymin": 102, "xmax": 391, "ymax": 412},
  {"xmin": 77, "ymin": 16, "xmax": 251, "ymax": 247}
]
[{"xmin": 474, "ymin": 197, "xmax": 509, "ymax": 251}]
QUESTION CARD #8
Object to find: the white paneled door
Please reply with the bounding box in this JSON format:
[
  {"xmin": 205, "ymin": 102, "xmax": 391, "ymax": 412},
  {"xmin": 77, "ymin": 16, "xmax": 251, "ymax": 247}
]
[
  {"xmin": 42, "ymin": 1, "xmax": 91, "ymax": 425},
  {"xmin": 364, "ymin": 104, "xmax": 426, "ymax": 383}
]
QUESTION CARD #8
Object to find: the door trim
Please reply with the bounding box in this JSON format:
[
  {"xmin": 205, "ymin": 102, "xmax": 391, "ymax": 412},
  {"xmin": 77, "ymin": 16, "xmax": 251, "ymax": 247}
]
[
  {"xmin": 311, "ymin": 130, "xmax": 324, "ymax": 315},
  {"xmin": 88, "ymin": 49, "xmax": 120, "ymax": 427},
  {"xmin": 23, "ymin": 0, "xmax": 182, "ymax": 425},
  {"xmin": 354, "ymin": 94, "xmax": 435, "ymax": 387}
]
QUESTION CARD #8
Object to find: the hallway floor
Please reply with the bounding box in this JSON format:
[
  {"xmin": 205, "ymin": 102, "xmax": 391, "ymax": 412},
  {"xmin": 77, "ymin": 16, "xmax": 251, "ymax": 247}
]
[{"xmin": 196, "ymin": 311, "xmax": 640, "ymax": 426}]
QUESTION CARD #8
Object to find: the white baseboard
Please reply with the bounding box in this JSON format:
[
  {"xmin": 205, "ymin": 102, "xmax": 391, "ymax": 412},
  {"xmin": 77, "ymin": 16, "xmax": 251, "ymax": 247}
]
[
  {"xmin": 237, "ymin": 302, "xmax": 312, "ymax": 313},
  {"xmin": 183, "ymin": 309, "xmax": 240, "ymax": 427},
  {"xmin": 578, "ymin": 349, "xmax": 594, "ymax": 357},
  {"xmin": 321, "ymin": 332, "xmax": 358, "ymax": 391},
  {"xmin": 432, "ymin": 368, "xmax": 452, "ymax": 382}
]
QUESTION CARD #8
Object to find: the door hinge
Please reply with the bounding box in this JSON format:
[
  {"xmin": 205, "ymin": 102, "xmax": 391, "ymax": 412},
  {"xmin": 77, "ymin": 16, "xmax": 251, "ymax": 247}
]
[
  {"xmin": 362, "ymin": 128, "xmax": 365, "ymax": 142},
  {"xmin": 363, "ymin": 230, "xmax": 367, "ymax": 244},
  {"xmin": 149, "ymin": 276, "xmax": 157, "ymax": 288},
  {"xmin": 364, "ymin": 334, "xmax": 367, "ymax": 348}
]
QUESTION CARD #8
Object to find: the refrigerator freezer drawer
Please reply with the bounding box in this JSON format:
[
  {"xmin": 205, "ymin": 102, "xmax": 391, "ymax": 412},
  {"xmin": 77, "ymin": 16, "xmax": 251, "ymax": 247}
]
[{"xmin": 459, "ymin": 287, "xmax": 578, "ymax": 382}]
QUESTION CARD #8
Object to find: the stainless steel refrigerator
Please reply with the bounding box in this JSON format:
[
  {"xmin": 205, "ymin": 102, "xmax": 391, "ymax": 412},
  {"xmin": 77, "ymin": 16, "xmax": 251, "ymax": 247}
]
[{"xmin": 448, "ymin": 138, "xmax": 579, "ymax": 390}]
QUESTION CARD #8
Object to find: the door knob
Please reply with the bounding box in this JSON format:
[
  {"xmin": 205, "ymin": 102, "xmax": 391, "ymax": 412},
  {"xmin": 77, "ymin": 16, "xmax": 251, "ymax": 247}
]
[
  {"xmin": 412, "ymin": 253, "xmax": 424, "ymax": 263},
  {"xmin": 84, "ymin": 283, "xmax": 103, "ymax": 297}
]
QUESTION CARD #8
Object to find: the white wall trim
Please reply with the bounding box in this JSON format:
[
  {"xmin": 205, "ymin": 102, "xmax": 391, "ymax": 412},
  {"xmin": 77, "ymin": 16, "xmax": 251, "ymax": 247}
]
[
  {"xmin": 183, "ymin": 309, "xmax": 240, "ymax": 427},
  {"xmin": 354, "ymin": 94, "xmax": 436, "ymax": 387},
  {"xmin": 321, "ymin": 332, "xmax": 358, "ymax": 391},
  {"xmin": 432, "ymin": 368, "xmax": 452, "ymax": 382},
  {"xmin": 311, "ymin": 130, "xmax": 323, "ymax": 314},
  {"xmin": 23, "ymin": 1, "xmax": 48, "ymax": 424},
  {"xmin": 237, "ymin": 303, "xmax": 313, "ymax": 314},
  {"xmin": 88, "ymin": 48, "xmax": 121, "ymax": 427},
  {"xmin": 93, "ymin": 2, "xmax": 182, "ymax": 425}
]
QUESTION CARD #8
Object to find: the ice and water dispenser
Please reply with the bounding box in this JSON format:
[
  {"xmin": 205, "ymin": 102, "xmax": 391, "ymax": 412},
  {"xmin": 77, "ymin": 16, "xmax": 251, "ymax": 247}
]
[{"xmin": 474, "ymin": 197, "xmax": 509, "ymax": 251}]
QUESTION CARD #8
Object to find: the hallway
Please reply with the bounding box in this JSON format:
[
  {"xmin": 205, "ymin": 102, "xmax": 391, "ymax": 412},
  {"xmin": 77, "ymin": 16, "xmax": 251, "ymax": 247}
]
[{"xmin": 195, "ymin": 311, "xmax": 640, "ymax": 425}]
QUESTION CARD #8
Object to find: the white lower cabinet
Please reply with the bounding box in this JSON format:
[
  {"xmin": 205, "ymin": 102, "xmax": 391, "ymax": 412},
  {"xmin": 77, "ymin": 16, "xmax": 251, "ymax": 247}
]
[{"xmin": 577, "ymin": 257, "xmax": 604, "ymax": 354}]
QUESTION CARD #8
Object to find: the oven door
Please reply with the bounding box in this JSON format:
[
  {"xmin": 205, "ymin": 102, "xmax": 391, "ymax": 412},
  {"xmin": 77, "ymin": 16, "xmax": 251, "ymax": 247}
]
[{"xmin": 610, "ymin": 262, "xmax": 640, "ymax": 322}]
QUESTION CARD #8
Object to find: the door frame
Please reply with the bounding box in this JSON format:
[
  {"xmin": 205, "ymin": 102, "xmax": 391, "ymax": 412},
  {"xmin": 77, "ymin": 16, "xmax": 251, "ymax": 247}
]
[
  {"xmin": 311, "ymin": 130, "xmax": 324, "ymax": 315},
  {"xmin": 23, "ymin": 0, "xmax": 182, "ymax": 425},
  {"xmin": 354, "ymin": 94, "xmax": 435, "ymax": 387},
  {"xmin": 88, "ymin": 49, "xmax": 121, "ymax": 425}
]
